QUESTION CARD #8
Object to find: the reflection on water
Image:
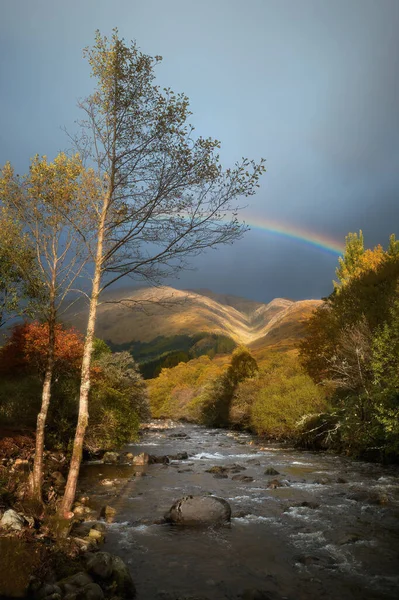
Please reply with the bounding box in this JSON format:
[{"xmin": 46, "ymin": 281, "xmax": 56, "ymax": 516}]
[{"xmin": 78, "ymin": 423, "xmax": 399, "ymax": 600}]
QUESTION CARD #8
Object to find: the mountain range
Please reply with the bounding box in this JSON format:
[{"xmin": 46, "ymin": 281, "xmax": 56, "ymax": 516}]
[{"xmin": 67, "ymin": 286, "xmax": 321, "ymax": 352}]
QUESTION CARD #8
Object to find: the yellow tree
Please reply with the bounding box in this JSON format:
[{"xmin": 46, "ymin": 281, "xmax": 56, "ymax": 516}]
[
  {"xmin": 60, "ymin": 30, "xmax": 265, "ymax": 515},
  {"xmin": 334, "ymin": 230, "xmax": 385, "ymax": 289},
  {"xmin": 0, "ymin": 154, "xmax": 93, "ymax": 503}
]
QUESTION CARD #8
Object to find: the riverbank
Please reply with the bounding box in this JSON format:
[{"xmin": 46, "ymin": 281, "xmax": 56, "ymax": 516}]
[
  {"xmin": 77, "ymin": 421, "xmax": 399, "ymax": 600},
  {"xmin": 1, "ymin": 421, "xmax": 399, "ymax": 599}
]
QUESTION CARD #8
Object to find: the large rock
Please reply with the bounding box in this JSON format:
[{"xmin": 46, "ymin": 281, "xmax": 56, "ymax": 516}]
[
  {"xmin": 165, "ymin": 495, "xmax": 231, "ymax": 526},
  {"xmin": 110, "ymin": 555, "xmax": 136, "ymax": 597},
  {"xmin": 0, "ymin": 508, "xmax": 25, "ymax": 531},
  {"xmin": 79, "ymin": 583, "xmax": 104, "ymax": 600},
  {"xmin": 131, "ymin": 452, "xmax": 150, "ymax": 466},
  {"xmin": 35, "ymin": 583, "xmax": 62, "ymax": 600},
  {"xmin": 99, "ymin": 505, "xmax": 116, "ymax": 522},
  {"xmin": 86, "ymin": 552, "xmax": 113, "ymax": 579},
  {"xmin": 58, "ymin": 572, "xmax": 93, "ymax": 594},
  {"xmin": 264, "ymin": 467, "xmax": 279, "ymax": 476},
  {"xmin": 102, "ymin": 452, "xmax": 119, "ymax": 464}
]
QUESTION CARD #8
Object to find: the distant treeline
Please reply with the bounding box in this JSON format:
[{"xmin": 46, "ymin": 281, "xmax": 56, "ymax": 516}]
[{"xmin": 107, "ymin": 332, "xmax": 236, "ymax": 378}]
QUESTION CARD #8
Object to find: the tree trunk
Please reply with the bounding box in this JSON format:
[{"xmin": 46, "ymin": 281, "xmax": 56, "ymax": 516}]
[
  {"xmin": 59, "ymin": 197, "xmax": 108, "ymax": 517},
  {"xmin": 59, "ymin": 274, "xmax": 100, "ymax": 516},
  {"xmin": 30, "ymin": 289, "xmax": 56, "ymax": 504}
]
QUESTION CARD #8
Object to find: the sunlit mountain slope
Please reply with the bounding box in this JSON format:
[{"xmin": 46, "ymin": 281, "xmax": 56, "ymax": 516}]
[{"xmin": 67, "ymin": 286, "xmax": 321, "ymax": 348}]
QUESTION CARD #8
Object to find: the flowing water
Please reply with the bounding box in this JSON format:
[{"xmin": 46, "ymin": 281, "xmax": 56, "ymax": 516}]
[{"xmin": 78, "ymin": 422, "xmax": 399, "ymax": 600}]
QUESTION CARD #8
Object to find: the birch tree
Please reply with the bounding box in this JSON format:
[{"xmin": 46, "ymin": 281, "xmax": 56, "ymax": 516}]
[
  {"xmin": 0, "ymin": 153, "xmax": 92, "ymax": 503},
  {"xmin": 60, "ymin": 30, "xmax": 265, "ymax": 515}
]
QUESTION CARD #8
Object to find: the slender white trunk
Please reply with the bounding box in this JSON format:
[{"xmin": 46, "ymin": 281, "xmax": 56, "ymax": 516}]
[
  {"xmin": 60, "ymin": 197, "xmax": 108, "ymax": 517},
  {"xmin": 30, "ymin": 282, "xmax": 56, "ymax": 504}
]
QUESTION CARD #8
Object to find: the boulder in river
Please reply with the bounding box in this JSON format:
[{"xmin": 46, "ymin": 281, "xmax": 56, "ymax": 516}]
[
  {"xmin": 132, "ymin": 452, "xmax": 150, "ymax": 466},
  {"xmin": 267, "ymin": 479, "xmax": 287, "ymax": 489},
  {"xmin": 149, "ymin": 454, "xmax": 170, "ymax": 464},
  {"xmin": 110, "ymin": 554, "xmax": 136, "ymax": 597},
  {"xmin": 232, "ymin": 474, "xmax": 254, "ymax": 482},
  {"xmin": 205, "ymin": 466, "xmax": 227, "ymax": 475},
  {"xmin": 264, "ymin": 467, "xmax": 280, "ymax": 476},
  {"xmin": 86, "ymin": 551, "xmax": 113, "ymax": 579},
  {"xmin": 102, "ymin": 452, "xmax": 119, "ymax": 464},
  {"xmin": 99, "ymin": 505, "xmax": 116, "ymax": 522},
  {"xmin": 165, "ymin": 495, "xmax": 231, "ymax": 526}
]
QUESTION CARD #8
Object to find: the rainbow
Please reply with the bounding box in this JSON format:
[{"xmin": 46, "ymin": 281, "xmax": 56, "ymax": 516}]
[{"xmin": 241, "ymin": 215, "xmax": 345, "ymax": 256}]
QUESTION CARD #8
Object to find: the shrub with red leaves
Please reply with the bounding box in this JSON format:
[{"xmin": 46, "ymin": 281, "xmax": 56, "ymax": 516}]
[{"xmin": 0, "ymin": 322, "xmax": 84, "ymax": 377}]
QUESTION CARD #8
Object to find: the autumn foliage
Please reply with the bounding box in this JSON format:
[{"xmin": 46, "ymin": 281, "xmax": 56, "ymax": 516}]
[{"xmin": 0, "ymin": 322, "xmax": 84, "ymax": 377}]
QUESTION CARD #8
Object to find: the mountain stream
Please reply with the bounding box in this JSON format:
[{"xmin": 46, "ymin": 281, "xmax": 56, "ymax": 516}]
[{"xmin": 78, "ymin": 422, "xmax": 399, "ymax": 600}]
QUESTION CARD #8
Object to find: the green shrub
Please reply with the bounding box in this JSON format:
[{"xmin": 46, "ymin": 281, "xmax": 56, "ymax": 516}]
[
  {"xmin": 295, "ymin": 412, "xmax": 341, "ymax": 450},
  {"xmin": 0, "ymin": 375, "xmax": 43, "ymax": 427},
  {"xmin": 229, "ymin": 352, "xmax": 327, "ymax": 439},
  {"xmin": 149, "ymin": 355, "xmax": 225, "ymax": 419},
  {"xmin": 249, "ymin": 373, "xmax": 326, "ymax": 439},
  {"xmin": 86, "ymin": 352, "xmax": 149, "ymax": 451}
]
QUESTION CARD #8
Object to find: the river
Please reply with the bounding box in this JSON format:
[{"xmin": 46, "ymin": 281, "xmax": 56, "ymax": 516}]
[{"xmin": 78, "ymin": 422, "xmax": 399, "ymax": 600}]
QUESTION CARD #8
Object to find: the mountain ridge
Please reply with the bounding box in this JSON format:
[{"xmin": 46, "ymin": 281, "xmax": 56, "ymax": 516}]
[{"xmin": 66, "ymin": 286, "xmax": 321, "ymax": 348}]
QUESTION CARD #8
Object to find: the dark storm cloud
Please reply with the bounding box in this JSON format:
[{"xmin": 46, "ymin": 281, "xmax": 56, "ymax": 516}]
[{"xmin": 1, "ymin": 0, "xmax": 398, "ymax": 302}]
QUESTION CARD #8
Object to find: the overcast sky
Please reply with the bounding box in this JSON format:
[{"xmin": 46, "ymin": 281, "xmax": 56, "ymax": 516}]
[{"xmin": 1, "ymin": 0, "xmax": 398, "ymax": 303}]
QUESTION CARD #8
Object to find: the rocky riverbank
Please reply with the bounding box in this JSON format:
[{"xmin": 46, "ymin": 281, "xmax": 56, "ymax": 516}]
[{"xmin": 2, "ymin": 421, "xmax": 399, "ymax": 599}]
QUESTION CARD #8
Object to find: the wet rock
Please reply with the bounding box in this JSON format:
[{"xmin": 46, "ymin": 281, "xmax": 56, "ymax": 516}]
[
  {"xmin": 102, "ymin": 452, "xmax": 120, "ymax": 464},
  {"xmin": 0, "ymin": 508, "xmax": 25, "ymax": 530},
  {"xmin": 80, "ymin": 583, "xmax": 105, "ymax": 600},
  {"xmin": 246, "ymin": 459, "xmax": 261, "ymax": 466},
  {"xmin": 73, "ymin": 503, "xmax": 94, "ymax": 517},
  {"xmin": 172, "ymin": 452, "xmax": 189, "ymax": 460},
  {"xmin": 35, "ymin": 583, "xmax": 62, "ymax": 600},
  {"xmin": 229, "ymin": 464, "xmax": 246, "ymax": 473},
  {"xmin": 213, "ymin": 472, "xmax": 228, "ymax": 479},
  {"xmin": 267, "ymin": 479, "xmax": 283, "ymax": 489},
  {"xmin": 231, "ymin": 474, "xmax": 254, "ymax": 482},
  {"xmin": 298, "ymin": 501, "xmax": 320, "ymax": 509},
  {"xmin": 240, "ymin": 590, "xmax": 279, "ymax": 600},
  {"xmin": 347, "ymin": 490, "xmax": 391, "ymax": 505},
  {"xmin": 110, "ymin": 555, "xmax": 136, "ymax": 598},
  {"xmin": 71, "ymin": 537, "xmax": 90, "ymax": 552},
  {"xmin": 177, "ymin": 468, "xmax": 193, "ymax": 473},
  {"xmin": 205, "ymin": 466, "xmax": 227, "ymax": 475},
  {"xmin": 336, "ymin": 477, "xmax": 347, "ymax": 484},
  {"xmin": 86, "ymin": 551, "xmax": 113, "ymax": 579},
  {"xmin": 150, "ymin": 454, "xmax": 170, "ymax": 464},
  {"xmin": 100, "ymin": 505, "xmax": 116, "ymax": 523},
  {"xmin": 232, "ymin": 510, "xmax": 251, "ymax": 518},
  {"xmin": 264, "ymin": 467, "xmax": 280, "ymax": 476},
  {"xmin": 296, "ymin": 555, "xmax": 321, "ymax": 566},
  {"xmin": 132, "ymin": 452, "xmax": 150, "ymax": 466},
  {"xmin": 99, "ymin": 479, "xmax": 116, "ymax": 486},
  {"xmin": 88, "ymin": 527, "xmax": 104, "ymax": 542},
  {"xmin": 165, "ymin": 495, "xmax": 231, "ymax": 526},
  {"xmin": 168, "ymin": 432, "xmax": 189, "ymax": 438},
  {"xmin": 338, "ymin": 533, "xmax": 361, "ymax": 545},
  {"xmin": 312, "ymin": 476, "xmax": 330, "ymax": 485},
  {"xmin": 58, "ymin": 571, "xmax": 93, "ymax": 594}
]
